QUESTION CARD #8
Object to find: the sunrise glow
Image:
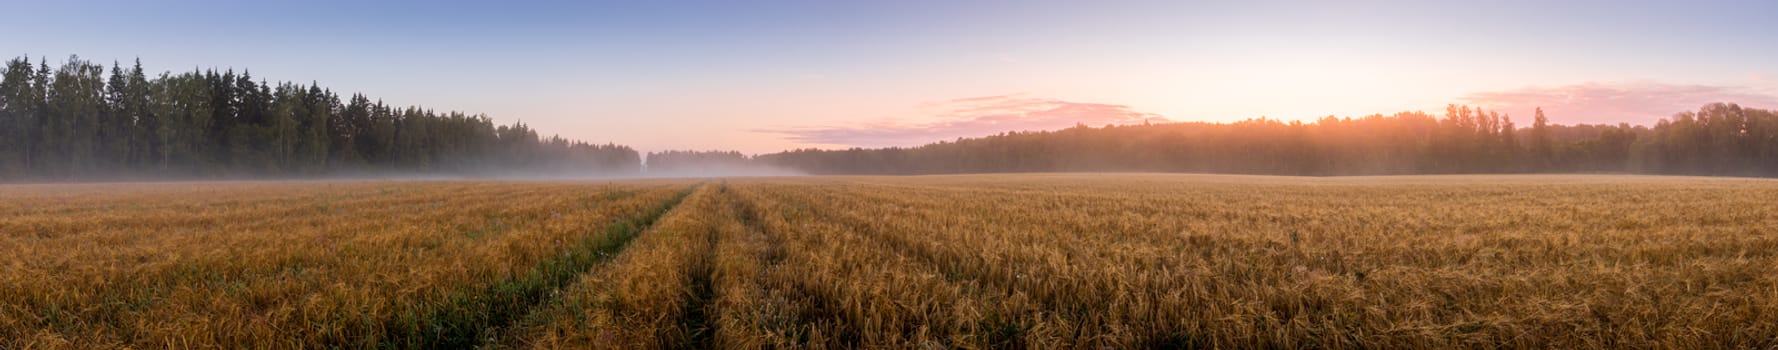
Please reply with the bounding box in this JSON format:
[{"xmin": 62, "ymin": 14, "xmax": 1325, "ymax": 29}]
[{"xmin": 8, "ymin": 1, "xmax": 1777, "ymax": 154}]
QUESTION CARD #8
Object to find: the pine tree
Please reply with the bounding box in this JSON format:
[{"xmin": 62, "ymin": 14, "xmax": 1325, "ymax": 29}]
[
  {"xmin": 126, "ymin": 59, "xmax": 156, "ymax": 170},
  {"xmin": 29, "ymin": 57, "xmax": 51, "ymax": 175},
  {"xmin": 103, "ymin": 61, "xmax": 131, "ymax": 169},
  {"xmin": 46, "ymin": 55, "xmax": 107, "ymax": 176},
  {"xmin": 0, "ymin": 57, "xmax": 35, "ymax": 177},
  {"xmin": 298, "ymin": 85, "xmax": 332, "ymax": 173},
  {"xmin": 267, "ymin": 82, "xmax": 301, "ymax": 171},
  {"xmin": 1529, "ymin": 107, "xmax": 1552, "ymax": 171}
]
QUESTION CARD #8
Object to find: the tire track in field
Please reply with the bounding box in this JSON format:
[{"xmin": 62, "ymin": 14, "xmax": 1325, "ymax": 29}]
[
  {"xmin": 825, "ymin": 184, "xmax": 1212, "ymax": 348},
  {"xmin": 678, "ymin": 184, "xmax": 723, "ymax": 349},
  {"xmin": 765, "ymin": 185, "xmax": 1123, "ymax": 347},
  {"xmin": 723, "ymin": 184, "xmax": 867, "ymax": 348},
  {"xmin": 738, "ymin": 182, "xmax": 1092, "ymax": 346},
  {"xmin": 385, "ymin": 184, "xmax": 700, "ymax": 349}
]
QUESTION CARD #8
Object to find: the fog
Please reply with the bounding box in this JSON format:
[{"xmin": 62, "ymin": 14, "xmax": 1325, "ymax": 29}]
[
  {"xmin": 640, "ymin": 150, "xmax": 807, "ymax": 179},
  {"xmin": 637, "ymin": 164, "xmax": 806, "ymax": 179},
  {"xmin": 0, "ymin": 162, "xmax": 805, "ymax": 185}
]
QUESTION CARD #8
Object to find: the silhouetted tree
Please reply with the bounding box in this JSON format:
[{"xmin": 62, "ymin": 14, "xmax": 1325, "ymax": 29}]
[
  {"xmin": 0, "ymin": 56, "xmax": 638, "ymax": 180},
  {"xmin": 5, "ymin": 55, "xmax": 1775, "ymax": 181},
  {"xmin": 757, "ymin": 104, "xmax": 1776, "ymax": 177}
]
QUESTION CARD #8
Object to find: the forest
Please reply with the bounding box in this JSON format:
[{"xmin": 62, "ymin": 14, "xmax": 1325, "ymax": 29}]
[
  {"xmin": 756, "ymin": 103, "xmax": 1778, "ymax": 177},
  {"xmin": 0, "ymin": 55, "xmax": 640, "ymax": 180},
  {"xmin": 5, "ymin": 55, "xmax": 1777, "ymax": 180},
  {"xmin": 644, "ymin": 150, "xmax": 800, "ymax": 177}
]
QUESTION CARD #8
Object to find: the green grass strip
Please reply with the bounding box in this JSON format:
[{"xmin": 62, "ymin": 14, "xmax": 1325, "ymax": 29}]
[{"xmin": 375, "ymin": 184, "xmax": 698, "ymax": 349}]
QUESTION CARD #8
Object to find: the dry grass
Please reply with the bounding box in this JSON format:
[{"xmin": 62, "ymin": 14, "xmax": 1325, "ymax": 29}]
[
  {"xmin": 711, "ymin": 174, "xmax": 1778, "ymax": 348},
  {"xmin": 0, "ymin": 180, "xmax": 696, "ymax": 348},
  {"xmin": 499, "ymin": 183, "xmax": 716, "ymax": 349},
  {"xmin": 5, "ymin": 174, "xmax": 1777, "ymax": 348}
]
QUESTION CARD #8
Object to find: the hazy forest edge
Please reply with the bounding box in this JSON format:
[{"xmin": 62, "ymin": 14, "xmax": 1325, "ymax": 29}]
[
  {"xmin": 0, "ymin": 55, "xmax": 641, "ymax": 181},
  {"xmin": 5, "ymin": 55, "xmax": 1778, "ymax": 181}
]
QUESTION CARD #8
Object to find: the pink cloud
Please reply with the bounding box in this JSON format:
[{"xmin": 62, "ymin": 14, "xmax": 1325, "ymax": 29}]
[
  {"xmin": 1459, "ymin": 81, "xmax": 1778, "ymax": 125},
  {"xmin": 763, "ymin": 95, "xmax": 1168, "ymax": 148}
]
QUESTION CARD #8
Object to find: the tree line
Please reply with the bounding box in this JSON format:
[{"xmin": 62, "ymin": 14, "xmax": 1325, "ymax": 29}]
[
  {"xmin": 645, "ymin": 150, "xmax": 800, "ymax": 177},
  {"xmin": 0, "ymin": 55, "xmax": 639, "ymax": 180},
  {"xmin": 751, "ymin": 103, "xmax": 1778, "ymax": 177},
  {"xmin": 7, "ymin": 55, "xmax": 1775, "ymax": 180}
]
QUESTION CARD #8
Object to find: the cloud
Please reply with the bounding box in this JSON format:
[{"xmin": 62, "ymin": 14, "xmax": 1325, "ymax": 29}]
[
  {"xmin": 762, "ymin": 95, "xmax": 1168, "ymax": 148},
  {"xmin": 1459, "ymin": 81, "xmax": 1778, "ymax": 125}
]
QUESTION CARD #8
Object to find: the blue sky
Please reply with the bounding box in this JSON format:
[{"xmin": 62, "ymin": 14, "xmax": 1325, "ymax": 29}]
[{"xmin": 8, "ymin": 0, "xmax": 1778, "ymax": 152}]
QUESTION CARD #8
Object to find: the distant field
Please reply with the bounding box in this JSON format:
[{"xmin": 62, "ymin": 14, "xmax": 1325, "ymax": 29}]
[{"xmin": 4, "ymin": 174, "xmax": 1777, "ymax": 348}]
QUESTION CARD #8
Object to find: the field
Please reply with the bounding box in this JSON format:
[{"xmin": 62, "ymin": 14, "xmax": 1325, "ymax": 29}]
[{"xmin": 4, "ymin": 174, "xmax": 1778, "ymax": 348}]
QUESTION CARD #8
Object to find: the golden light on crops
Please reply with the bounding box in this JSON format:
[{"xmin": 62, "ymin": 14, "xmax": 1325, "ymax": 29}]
[{"xmin": 5, "ymin": 174, "xmax": 1777, "ymax": 348}]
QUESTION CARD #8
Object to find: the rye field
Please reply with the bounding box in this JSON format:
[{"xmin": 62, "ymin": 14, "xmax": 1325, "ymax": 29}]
[{"xmin": 3, "ymin": 174, "xmax": 1777, "ymax": 349}]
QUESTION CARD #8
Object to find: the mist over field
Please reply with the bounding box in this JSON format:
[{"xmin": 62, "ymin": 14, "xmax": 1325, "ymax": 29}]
[
  {"xmin": 8, "ymin": 1, "xmax": 1778, "ymax": 349},
  {"xmin": 5, "ymin": 53, "xmax": 1778, "ymax": 182},
  {"xmin": 7, "ymin": 174, "xmax": 1778, "ymax": 348},
  {"xmin": 6, "ymin": 58, "xmax": 1778, "ymax": 182}
]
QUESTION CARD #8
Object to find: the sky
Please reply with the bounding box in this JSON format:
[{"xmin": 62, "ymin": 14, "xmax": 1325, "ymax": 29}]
[{"xmin": 7, "ymin": 0, "xmax": 1778, "ymax": 153}]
